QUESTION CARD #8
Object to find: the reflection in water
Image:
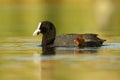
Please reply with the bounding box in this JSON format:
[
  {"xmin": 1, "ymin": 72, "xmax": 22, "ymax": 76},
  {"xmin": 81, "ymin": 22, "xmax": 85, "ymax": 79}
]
[
  {"xmin": 41, "ymin": 57, "xmax": 56, "ymax": 80},
  {"xmin": 74, "ymin": 47, "xmax": 100, "ymax": 54},
  {"xmin": 41, "ymin": 46, "xmax": 56, "ymax": 80},
  {"xmin": 41, "ymin": 46, "xmax": 100, "ymax": 55},
  {"xmin": 0, "ymin": 40, "xmax": 120, "ymax": 80},
  {"xmin": 42, "ymin": 46, "xmax": 56, "ymax": 55},
  {"xmin": 40, "ymin": 46, "xmax": 120, "ymax": 80}
]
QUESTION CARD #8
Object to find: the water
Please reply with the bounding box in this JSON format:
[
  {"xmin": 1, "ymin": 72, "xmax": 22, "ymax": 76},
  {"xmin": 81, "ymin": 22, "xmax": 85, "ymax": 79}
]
[
  {"xmin": 0, "ymin": 1, "xmax": 120, "ymax": 80},
  {"xmin": 0, "ymin": 37, "xmax": 120, "ymax": 80}
]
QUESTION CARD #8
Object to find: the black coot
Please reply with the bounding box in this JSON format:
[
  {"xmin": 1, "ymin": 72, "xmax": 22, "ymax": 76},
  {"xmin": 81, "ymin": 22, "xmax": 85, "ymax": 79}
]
[{"xmin": 33, "ymin": 21, "xmax": 106, "ymax": 47}]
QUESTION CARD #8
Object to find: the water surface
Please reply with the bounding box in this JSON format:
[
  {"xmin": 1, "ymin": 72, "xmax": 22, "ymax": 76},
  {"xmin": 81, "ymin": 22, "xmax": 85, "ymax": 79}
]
[
  {"xmin": 0, "ymin": 1, "xmax": 120, "ymax": 80},
  {"xmin": 0, "ymin": 37, "xmax": 120, "ymax": 80}
]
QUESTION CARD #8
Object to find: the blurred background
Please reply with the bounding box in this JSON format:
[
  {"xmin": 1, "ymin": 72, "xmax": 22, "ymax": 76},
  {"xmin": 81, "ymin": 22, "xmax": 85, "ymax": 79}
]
[
  {"xmin": 0, "ymin": 0, "xmax": 120, "ymax": 37},
  {"xmin": 0, "ymin": 1, "xmax": 120, "ymax": 80}
]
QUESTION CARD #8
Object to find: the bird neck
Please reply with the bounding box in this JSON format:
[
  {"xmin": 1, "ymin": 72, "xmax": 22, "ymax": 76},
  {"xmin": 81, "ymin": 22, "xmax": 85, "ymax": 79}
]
[{"xmin": 42, "ymin": 33, "xmax": 56, "ymax": 46}]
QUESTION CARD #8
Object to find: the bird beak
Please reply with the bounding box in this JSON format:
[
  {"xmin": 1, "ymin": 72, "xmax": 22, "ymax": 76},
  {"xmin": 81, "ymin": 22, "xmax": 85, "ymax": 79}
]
[
  {"xmin": 33, "ymin": 29, "xmax": 40, "ymax": 36},
  {"xmin": 33, "ymin": 22, "xmax": 41, "ymax": 36}
]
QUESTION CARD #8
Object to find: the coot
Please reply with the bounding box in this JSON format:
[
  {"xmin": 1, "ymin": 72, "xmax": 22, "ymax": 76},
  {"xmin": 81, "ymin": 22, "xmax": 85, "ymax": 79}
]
[{"xmin": 33, "ymin": 21, "xmax": 106, "ymax": 47}]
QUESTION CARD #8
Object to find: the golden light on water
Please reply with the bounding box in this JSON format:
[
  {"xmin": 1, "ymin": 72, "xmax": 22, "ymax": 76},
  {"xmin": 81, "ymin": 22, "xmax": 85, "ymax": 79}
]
[{"xmin": 0, "ymin": 0, "xmax": 120, "ymax": 80}]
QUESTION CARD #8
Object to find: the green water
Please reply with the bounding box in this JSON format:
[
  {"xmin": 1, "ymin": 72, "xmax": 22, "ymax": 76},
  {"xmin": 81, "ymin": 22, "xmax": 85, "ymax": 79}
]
[
  {"xmin": 0, "ymin": 37, "xmax": 120, "ymax": 80},
  {"xmin": 0, "ymin": 3, "xmax": 120, "ymax": 80}
]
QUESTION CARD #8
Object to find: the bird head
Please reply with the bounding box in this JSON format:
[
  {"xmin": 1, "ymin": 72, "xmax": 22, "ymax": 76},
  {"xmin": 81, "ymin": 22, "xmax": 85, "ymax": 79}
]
[{"xmin": 74, "ymin": 36, "xmax": 85, "ymax": 45}]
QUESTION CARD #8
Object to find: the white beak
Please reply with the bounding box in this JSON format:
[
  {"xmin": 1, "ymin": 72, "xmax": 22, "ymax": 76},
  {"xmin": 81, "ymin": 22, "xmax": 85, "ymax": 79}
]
[
  {"xmin": 33, "ymin": 22, "xmax": 41, "ymax": 36},
  {"xmin": 33, "ymin": 29, "xmax": 40, "ymax": 36}
]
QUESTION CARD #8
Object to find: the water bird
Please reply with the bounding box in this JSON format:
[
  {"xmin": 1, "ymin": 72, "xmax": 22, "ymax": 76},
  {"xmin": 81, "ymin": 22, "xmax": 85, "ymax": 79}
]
[{"xmin": 33, "ymin": 21, "xmax": 106, "ymax": 47}]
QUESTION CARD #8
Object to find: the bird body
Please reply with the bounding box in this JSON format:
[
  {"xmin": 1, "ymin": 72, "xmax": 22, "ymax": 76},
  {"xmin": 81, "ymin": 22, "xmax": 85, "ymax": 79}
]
[{"xmin": 33, "ymin": 21, "xmax": 106, "ymax": 47}]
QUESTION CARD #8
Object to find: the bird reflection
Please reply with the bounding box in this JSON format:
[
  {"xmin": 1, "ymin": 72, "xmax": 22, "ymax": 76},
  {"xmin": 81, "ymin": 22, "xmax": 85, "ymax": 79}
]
[
  {"xmin": 41, "ymin": 46, "xmax": 100, "ymax": 55},
  {"xmin": 42, "ymin": 46, "xmax": 56, "ymax": 55},
  {"xmin": 74, "ymin": 47, "xmax": 100, "ymax": 54}
]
